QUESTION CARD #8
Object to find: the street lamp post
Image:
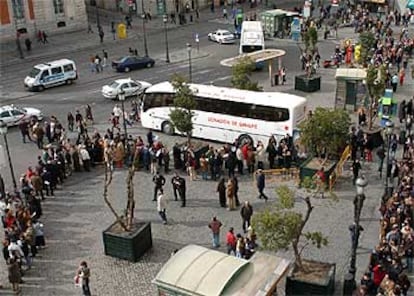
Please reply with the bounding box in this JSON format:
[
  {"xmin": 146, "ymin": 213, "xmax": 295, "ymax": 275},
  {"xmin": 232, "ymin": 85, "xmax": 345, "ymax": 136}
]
[
  {"xmin": 0, "ymin": 121, "xmax": 17, "ymax": 190},
  {"xmin": 343, "ymin": 175, "xmax": 368, "ymax": 295},
  {"xmin": 187, "ymin": 43, "xmax": 192, "ymax": 82},
  {"xmin": 118, "ymin": 91, "xmax": 128, "ymax": 141},
  {"xmin": 384, "ymin": 121, "xmax": 394, "ymax": 198},
  {"xmin": 141, "ymin": 0, "xmax": 149, "ymax": 57},
  {"xmin": 163, "ymin": 15, "xmax": 170, "ymax": 63}
]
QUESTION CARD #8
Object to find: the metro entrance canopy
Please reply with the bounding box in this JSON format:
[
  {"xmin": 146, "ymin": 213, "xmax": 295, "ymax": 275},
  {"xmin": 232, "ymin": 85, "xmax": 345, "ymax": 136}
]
[{"xmin": 220, "ymin": 49, "xmax": 286, "ymax": 86}]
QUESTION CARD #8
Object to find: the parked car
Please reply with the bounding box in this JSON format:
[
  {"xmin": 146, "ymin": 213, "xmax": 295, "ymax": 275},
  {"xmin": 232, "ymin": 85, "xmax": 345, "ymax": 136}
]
[
  {"xmin": 0, "ymin": 105, "xmax": 43, "ymax": 126},
  {"xmin": 112, "ymin": 56, "xmax": 155, "ymax": 72},
  {"xmin": 102, "ymin": 78, "xmax": 152, "ymax": 100},
  {"xmin": 208, "ymin": 30, "xmax": 236, "ymax": 44}
]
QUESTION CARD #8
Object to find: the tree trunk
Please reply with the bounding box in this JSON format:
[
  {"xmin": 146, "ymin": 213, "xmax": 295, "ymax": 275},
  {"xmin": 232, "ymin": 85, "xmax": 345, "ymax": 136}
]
[
  {"xmin": 104, "ymin": 165, "xmax": 128, "ymax": 231},
  {"xmin": 294, "ymin": 196, "xmax": 314, "ymax": 273},
  {"xmin": 368, "ymin": 95, "xmax": 374, "ymax": 130},
  {"xmin": 126, "ymin": 153, "xmax": 139, "ymax": 231}
]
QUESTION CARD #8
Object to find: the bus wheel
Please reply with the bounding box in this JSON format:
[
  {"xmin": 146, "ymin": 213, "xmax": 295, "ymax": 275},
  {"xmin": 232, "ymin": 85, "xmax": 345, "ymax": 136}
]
[
  {"xmin": 162, "ymin": 121, "xmax": 174, "ymax": 135},
  {"xmin": 238, "ymin": 134, "xmax": 253, "ymax": 147}
]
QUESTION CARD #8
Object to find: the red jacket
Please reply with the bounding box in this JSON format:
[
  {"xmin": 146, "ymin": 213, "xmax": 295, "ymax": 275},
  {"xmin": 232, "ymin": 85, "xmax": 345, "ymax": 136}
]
[
  {"xmin": 226, "ymin": 231, "xmax": 236, "ymax": 247},
  {"xmin": 372, "ymin": 265, "xmax": 386, "ymax": 287}
]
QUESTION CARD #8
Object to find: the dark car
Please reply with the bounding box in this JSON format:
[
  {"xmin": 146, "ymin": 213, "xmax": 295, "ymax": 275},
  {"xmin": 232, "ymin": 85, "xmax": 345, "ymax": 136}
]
[{"xmin": 112, "ymin": 56, "xmax": 155, "ymax": 72}]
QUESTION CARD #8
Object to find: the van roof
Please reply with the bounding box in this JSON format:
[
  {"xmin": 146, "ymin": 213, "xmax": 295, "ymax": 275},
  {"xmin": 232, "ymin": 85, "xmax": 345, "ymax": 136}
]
[
  {"xmin": 241, "ymin": 21, "xmax": 263, "ymax": 31},
  {"xmin": 34, "ymin": 59, "xmax": 75, "ymax": 69}
]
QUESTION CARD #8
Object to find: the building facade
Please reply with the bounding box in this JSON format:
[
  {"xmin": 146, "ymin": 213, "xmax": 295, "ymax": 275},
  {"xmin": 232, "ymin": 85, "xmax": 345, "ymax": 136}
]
[
  {"xmin": 92, "ymin": 0, "xmax": 211, "ymax": 17},
  {"xmin": 0, "ymin": 0, "xmax": 88, "ymax": 42}
]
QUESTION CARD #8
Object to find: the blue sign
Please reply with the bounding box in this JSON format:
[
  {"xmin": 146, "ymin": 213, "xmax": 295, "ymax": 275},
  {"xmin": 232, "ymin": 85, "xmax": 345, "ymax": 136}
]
[{"xmin": 291, "ymin": 17, "xmax": 301, "ymax": 41}]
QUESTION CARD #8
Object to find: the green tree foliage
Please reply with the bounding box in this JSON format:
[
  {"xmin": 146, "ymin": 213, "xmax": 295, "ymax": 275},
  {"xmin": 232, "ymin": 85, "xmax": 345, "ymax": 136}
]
[
  {"xmin": 366, "ymin": 64, "xmax": 386, "ymax": 129},
  {"xmin": 298, "ymin": 107, "xmax": 351, "ymax": 158},
  {"xmin": 252, "ymin": 185, "xmax": 328, "ymax": 272},
  {"xmin": 359, "ymin": 31, "xmax": 375, "ymax": 64},
  {"xmin": 231, "ymin": 57, "xmax": 262, "ymax": 91},
  {"xmin": 304, "ymin": 26, "xmax": 318, "ymax": 53},
  {"xmin": 169, "ymin": 74, "xmax": 197, "ymax": 144}
]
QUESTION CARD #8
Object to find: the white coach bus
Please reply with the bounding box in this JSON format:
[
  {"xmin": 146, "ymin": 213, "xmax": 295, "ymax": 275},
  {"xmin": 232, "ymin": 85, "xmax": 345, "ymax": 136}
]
[{"xmin": 140, "ymin": 81, "xmax": 307, "ymax": 145}]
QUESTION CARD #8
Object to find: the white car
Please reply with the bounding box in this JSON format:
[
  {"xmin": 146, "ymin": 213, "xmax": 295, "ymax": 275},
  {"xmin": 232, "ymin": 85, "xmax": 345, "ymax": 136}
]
[
  {"xmin": 208, "ymin": 29, "xmax": 236, "ymax": 44},
  {"xmin": 0, "ymin": 105, "xmax": 43, "ymax": 126},
  {"xmin": 102, "ymin": 78, "xmax": 152, "ymax": 100}
]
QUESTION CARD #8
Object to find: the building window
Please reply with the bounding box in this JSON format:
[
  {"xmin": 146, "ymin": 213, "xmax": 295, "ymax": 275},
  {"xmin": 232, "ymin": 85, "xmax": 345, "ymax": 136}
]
[
  {"xmin": 53, "ymin": 0, "xmax": 65, "ymax": 14},
  {"xmin": 11, "ymin": 0, "xmax": 25, "ymax": 19}
]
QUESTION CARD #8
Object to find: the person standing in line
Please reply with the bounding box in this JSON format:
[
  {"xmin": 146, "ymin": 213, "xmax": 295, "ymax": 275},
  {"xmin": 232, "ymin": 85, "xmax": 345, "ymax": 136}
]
[
  {"xmin": 76, "ymin": 261, "xmax": 91, "ymax": 296},
  {"xmin": 240, "ymin": 201, "xmax": 253, "ymax": 233},
  {"xmin": 226, "ymin": 178, "xmax": 236, "ymax": 211},
  {"xmin": 157, "ymin": 190, "xmax": 168, "ymax": 224},
  {"xmin": 255, "ymin": 169, "xmax": 268, "ymax": 200},
  {"xmin": 7, "ymin": 258, "xmax": 21, "ymax": 294},
  {"xmin": 217, "ymin": 178, "xmax": 226, "ymax": 208},
  {"xmin": 152, "ymin": 171, "xmax": 166, "ymax": 201},
  {"xmin": 208, "ymin": 216, "xmax": 223, "ymax": 248},
  {"xmin": 226, "ymin": 227, "xmax": 237, "ymax": 255},
  {"xmin": 171, "ymin": 172, "xmax": 181, "ymax": 201},
  {"xmin": 232, "ymin": 176, "xmax": 240, "ymax": 206}
]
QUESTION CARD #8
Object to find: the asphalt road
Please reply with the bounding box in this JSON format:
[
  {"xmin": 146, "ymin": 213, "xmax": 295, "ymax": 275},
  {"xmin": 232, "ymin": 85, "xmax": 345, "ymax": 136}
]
[{"xmin": 1, "ymin": 18, "xmax": 302, "ymax": 185}]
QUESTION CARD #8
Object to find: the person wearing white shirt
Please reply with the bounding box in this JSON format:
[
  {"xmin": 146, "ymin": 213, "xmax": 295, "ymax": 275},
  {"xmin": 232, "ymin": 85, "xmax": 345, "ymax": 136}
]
[
  {"xmin": 8, "ymin": 239, "xmax": 24, "ymax": 259},
  {"xmin": 156, "ymin": 190, "xmax": 168, "ymax": 224}
]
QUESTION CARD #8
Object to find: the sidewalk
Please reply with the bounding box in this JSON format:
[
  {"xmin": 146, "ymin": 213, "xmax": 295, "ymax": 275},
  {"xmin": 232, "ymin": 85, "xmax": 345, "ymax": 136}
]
[{"xmin": 0, "ymin": 4, "xmax": 261, "ymax": 67}]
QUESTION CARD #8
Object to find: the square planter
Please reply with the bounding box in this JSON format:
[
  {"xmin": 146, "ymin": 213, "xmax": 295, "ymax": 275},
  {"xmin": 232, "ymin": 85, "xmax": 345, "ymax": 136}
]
[
  {"xmin": 103, "ymin": 221, "xmax": 152, "ymax": 262},
  {"xmin": 299, "ymin": 157, "xmax": 337, "ymax": 187},
  {"xmin": 286, "ymin": 260, "xmax": 336, "ymax": 295},
  {"xmin": 295, "ymin": 75, "xmax": 321, "ymax": 92}
]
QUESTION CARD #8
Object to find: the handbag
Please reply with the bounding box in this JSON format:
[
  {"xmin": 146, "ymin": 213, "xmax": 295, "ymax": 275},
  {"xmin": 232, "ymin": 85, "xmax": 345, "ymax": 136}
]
[{"xmin": 74, "ymin": 275, "xmax": 81, "ymax": 287}]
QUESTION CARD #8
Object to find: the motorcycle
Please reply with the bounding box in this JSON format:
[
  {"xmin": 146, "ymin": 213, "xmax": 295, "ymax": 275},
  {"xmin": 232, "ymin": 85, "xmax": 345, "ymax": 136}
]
[{"xmin": 323, "ymin": 55, "xmax": 342, "ymax": 68}]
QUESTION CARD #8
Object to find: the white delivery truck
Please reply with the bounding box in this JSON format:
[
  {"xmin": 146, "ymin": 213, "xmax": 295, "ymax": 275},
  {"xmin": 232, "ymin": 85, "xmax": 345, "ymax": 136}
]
[
  {"xmin": 24, "ymin": 59, "xmax": 78, "ymax": 91},
  {"xmin": 239, "ymin": 21, "xmax": 265, "ymax": 55}
]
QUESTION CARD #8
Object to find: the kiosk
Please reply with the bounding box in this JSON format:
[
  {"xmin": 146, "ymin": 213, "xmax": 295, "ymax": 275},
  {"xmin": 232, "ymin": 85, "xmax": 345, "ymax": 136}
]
[{"xmin": 153, "ymin": 244, "xmax": 291, "ymax": 296}]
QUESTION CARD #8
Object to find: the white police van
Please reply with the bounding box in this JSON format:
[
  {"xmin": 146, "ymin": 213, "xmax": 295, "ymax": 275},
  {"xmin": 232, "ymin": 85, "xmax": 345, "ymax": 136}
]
[{"xmin": 24, "ymin": 59, "xmax": 78, "ymax": 91}]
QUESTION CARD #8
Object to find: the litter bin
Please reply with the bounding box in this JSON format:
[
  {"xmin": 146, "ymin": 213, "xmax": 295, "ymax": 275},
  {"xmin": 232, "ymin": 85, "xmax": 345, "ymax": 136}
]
[{"xmin": 274, "ymin": 74, "xmax": 279, "ymax": 86}]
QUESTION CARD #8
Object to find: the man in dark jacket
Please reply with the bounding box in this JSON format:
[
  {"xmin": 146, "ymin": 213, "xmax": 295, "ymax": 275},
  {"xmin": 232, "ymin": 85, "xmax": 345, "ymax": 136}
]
[
  {"xmin": 152, "ymin": 171, "xmax": 165, "ymax": 201},
  {"xmin": 240, "ymin": 201, "xmax": 253, "ymax": 233},
  {"xmin": 18, "ymin": 121, "xmax": 32, "ymax": 143},
  {"xmin": 255, "ymin": 169, "xmax": 268, "ymax": 200}
]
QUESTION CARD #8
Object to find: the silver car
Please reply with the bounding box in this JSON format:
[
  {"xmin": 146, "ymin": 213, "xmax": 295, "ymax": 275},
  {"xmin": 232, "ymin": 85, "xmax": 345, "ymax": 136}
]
[{"xmin": 0, "ymin": 105, "xmax": 43, "ymax": 126}]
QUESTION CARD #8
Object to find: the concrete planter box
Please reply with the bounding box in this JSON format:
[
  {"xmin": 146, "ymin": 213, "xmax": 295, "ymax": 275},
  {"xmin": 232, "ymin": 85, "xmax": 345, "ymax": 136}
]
[
  {"xmin": 286, "ymin": 261, "xmax": 336, "ymax": 295},
  {"xmin": 103, "ymin": 221, "xmax": 152, "ymax": 262},
  {"xmin": 299, "ymin": 157, "xmax": 337, "ymax": 187},
  {"xmin": 295, "ymin": 75, "xmax": 321, "ymax": 92}
]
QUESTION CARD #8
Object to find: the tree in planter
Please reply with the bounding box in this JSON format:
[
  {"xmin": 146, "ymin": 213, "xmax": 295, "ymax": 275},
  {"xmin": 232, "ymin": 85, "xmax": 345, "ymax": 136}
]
[
  {"xmin": 358, "ymin": 31, "xmax": 376, "ymax": 66},
  {"xmin": 231, "ymin": 57, "xmax": 262, "ymax": 91},
  {"xmin": 252, "ymin": 183, "xmax": 329, "ymax": 272},
  {"xmin": 103, "ymin": 154, "xmax": 138, "ymax": 232},
  {"xmin": 302, "ymin": 26, "xmax": 318, "ymax": 77},
  {"xmin": 298, "ymin": 107, "xmax": 351, "ymax": 159},
  {"xmin": 169, "ymin": 74, "xmax": 197, "ymax": 145},
  {"xmin": 366, "ymin": 64, "xmax": 386, "ymax": 130}
]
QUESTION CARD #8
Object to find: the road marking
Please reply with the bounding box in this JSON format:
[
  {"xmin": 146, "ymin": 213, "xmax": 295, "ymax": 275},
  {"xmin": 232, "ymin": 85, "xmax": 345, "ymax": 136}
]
[
  {"xmin": 208, "ymin": 75, "xmax": 232, "ymax": 84},
  {"xmin": 87, "ymin": 89, "xmax": 101, "ymax": 94}
]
